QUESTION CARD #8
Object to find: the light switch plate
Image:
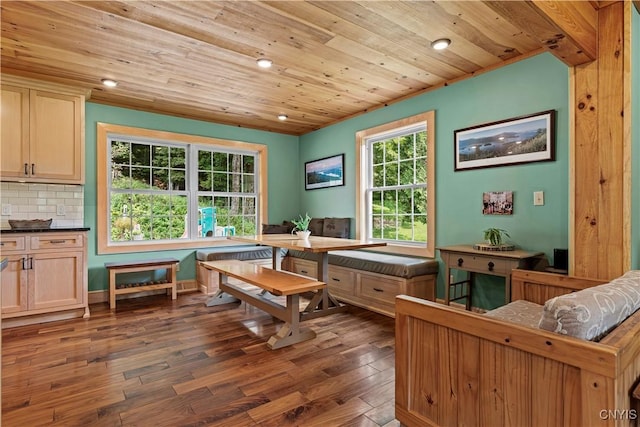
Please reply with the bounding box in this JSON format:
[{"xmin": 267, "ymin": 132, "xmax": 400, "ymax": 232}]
[
  {"xmin": 1, "ymin": 204, "xmax": 11, "ymax": 216},
  {"xmin": 533, "ymin": 191, "xmax": 544, "ymax": 206}
]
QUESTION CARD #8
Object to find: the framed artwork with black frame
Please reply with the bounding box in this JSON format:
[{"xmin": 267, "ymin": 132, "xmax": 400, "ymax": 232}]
[
  {"xmin": 305, "ymin": 154, "xmax": 345, "ymax": 190},
  {"xmin": 454, "ymin": 110, "xmax": 556, "ymax": 171}
]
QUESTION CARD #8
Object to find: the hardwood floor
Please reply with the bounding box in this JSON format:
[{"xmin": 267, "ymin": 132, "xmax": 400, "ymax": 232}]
[{"xmin": 2, "ymin": 292, "xmax": 400, "ymax": 426}]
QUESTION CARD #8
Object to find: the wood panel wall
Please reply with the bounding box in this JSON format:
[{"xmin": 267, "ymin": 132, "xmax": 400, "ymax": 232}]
[{"xmin": 571, "ymin": 1, "xmax": 632, "ymax": 279}]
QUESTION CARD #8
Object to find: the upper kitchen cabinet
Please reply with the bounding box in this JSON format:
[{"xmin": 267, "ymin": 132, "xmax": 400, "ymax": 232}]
[{"xmin": 1, "ymin": 75, "xmax": 90, "ymax": 184}]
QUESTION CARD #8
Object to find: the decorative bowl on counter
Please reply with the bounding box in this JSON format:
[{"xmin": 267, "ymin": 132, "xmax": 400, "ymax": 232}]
[{"xmin": 8, "ymin": 218, "xmax": 53, "ymax": 230}]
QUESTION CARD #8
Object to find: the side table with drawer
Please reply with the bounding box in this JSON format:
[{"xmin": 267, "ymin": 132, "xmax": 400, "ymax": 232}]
[{"xmin": 438, "ymin": 244, "xmax": 546, "ymax": 310}]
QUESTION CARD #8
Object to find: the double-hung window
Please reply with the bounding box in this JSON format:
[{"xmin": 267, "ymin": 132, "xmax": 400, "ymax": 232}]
[
  {"xmin": 97, "ymin": 123, "xmax": 266, "ymax": 254},
  {"xmin": 356, "ymin": 112, "xmax": 435, "ymax": 257}
]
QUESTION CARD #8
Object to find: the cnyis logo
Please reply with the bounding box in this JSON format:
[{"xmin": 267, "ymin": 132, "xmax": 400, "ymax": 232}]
[{"xmin": 599, "ymin": 409, "xmax": 638, "ymax": 420}]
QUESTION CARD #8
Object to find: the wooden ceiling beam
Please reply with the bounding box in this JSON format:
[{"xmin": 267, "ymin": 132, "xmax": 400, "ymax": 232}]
[{"xmin": 483, "ymin": 0, "xmax": 597, "ymax": 66}]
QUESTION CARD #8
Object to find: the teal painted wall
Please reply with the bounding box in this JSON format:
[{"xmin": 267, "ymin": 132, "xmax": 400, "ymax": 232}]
[
  {"xmin": 299, "ymin": 53, "xmax": 569, "ymax": 309},
  {"xmin": 84, "ymin": 104, "xmax": 299, "ymax": 291},
  {"xmin": 633, "ymin": 6, "xmax": 640, "ymax": 268}
]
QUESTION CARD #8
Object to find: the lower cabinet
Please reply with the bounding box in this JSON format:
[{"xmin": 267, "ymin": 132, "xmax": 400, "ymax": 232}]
[
  {"xmin": 284, "ymin": 256, "xmax": 436, "ymax": 317},
  {"xmin": 0, "ymin": 232, "xmax": 89, "ymax": 327}
]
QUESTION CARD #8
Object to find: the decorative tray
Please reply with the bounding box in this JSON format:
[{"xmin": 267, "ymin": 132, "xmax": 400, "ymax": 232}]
[
  {"xmin": 8, "ymin": 219, "xmax": 53, "ymax": 230},
  {"xmin": 473, "ymin": 243, "xmax": 515, "ymax": 252}
]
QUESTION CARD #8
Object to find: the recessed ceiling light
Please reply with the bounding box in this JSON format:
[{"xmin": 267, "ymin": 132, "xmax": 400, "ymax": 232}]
[
  {"xmin": 101, "ymin": 78, "xmax": 118, "ymax": 88},
  {"xmin": 277, "ymin": 114, "xmax": 288, "ymax": 121},
  {"xmin": 256, "ymin": 58, "xmax": 273, "ymax": 69},
  {"xmin": 430, "ymin": 38, "xmax": 451, "ymax": 50}
]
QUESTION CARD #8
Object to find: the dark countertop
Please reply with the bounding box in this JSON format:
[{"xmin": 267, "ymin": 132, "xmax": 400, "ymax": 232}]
[{"xmin": 0, "ymin": 227, "xmax": 90, "ymax": 234}]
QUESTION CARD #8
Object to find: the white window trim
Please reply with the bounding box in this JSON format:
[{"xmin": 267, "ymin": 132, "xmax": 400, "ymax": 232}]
[
  {"xmin": 97, "ymin": 123, "xmax": 268, "ymax": 254},
  {"xmin": 355, "ymin": 111, "xmax": 435, "ymax": 257}
]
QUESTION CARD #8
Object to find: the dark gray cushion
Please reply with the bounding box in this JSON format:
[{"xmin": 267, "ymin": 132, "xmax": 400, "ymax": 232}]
[
  {"xmin": 308, "ymin": 218, "xmax": 324, "ymax": 236},
  {"xmin": 288, "ymin": 249, "xmax": 438, "ymax": 279},
  {"xmin": 197, "ymin": 245, "xmax": 287, "ymax": 261},
  {"xmin": 262, "ymin": 224, "xmax": 290, "ymax": 234},
  {"xmin": 322, "ymin": 217, "xmax": 350, "ymax": 238},
  {"xmin": 282, "ymin": 220, "xmax": 295, "ymax": 232}
]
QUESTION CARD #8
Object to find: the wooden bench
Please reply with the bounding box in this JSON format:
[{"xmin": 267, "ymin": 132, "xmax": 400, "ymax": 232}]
[
  {"xmin": 201, "ymin": 260, "xmax": 326, "ymax": 349},
  {"xmin": 105, "ymin": 258, "xmax": 178, "ymax": 309}
]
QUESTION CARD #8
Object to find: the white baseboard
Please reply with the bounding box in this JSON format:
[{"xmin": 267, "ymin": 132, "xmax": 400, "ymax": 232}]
[{"xmin": 88, "ymin": 280, "xmax": 199, "ymax": 304}]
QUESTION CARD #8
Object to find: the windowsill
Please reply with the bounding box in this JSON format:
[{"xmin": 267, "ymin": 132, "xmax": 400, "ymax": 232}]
[
  {"xmin": 97, "ymin": 238, "xmax": 251, "ymax": 255},
  {"xmin": 364, "ymin": 243, "xmax": 434, "ymax": 258}
]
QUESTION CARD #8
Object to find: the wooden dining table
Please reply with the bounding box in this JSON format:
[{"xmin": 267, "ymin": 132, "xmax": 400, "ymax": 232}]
[{"xmin": 229, "ymin": 234, "xmax": 386, "ymax": 319}]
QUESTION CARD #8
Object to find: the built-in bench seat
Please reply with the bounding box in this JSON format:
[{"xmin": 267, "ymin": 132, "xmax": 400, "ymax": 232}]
[
  {"xmin": 196, "ymin": 245, "xmax": 288, "ymax": 263},
  {"xmin": 195, "ymin": 245, "xmax": 288, "ymax": 294},
  {"xmin": 284, "ymin": 249, "xmax": 438, "ymax": 317},
  {"xmin": 286, "ymin": 249, "xmax": 439, "ymax": 278}
]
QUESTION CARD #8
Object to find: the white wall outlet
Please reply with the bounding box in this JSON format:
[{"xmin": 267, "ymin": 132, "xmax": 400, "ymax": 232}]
[
  {"xmin": 1, "ymin": 204, "xmax": 11, "ymax": 216},
  {"xmin": 56, "ymin": 204, "xmax": 66, "ymax": 216},
  {"xmin": 533, "ymin": 191, "xmax": 544, "ymax": 206},
  {"xmin": 176, "ymin": 263, "xmax": 180, "ymax": 272}
]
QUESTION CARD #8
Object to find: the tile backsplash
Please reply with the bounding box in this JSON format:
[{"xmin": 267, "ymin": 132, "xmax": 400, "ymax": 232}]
[{"xmin": 1, "ymin": 182, "xmax": 84, "ymax": 228}]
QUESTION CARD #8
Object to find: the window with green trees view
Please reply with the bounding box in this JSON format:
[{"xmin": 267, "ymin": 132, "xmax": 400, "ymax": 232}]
[
  {"xmin": 356, "ymin": 112, "xmax": 435, "ymax": 257},
  {"xmin": 108, "ymin": 137, "xmax": 258, "ymax": 243},
  {"xmin": 368, "ymin": 126, "xmax": 426, "ymax": 242}
]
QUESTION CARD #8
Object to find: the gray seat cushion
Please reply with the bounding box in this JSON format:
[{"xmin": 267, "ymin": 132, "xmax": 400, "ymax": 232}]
[
  {"xmin": 197, "ymin": 245, "xmax": 287, "ymax": 262},
  {"xmin": 485, "ymin": 300, "xmax": 544, "ymax": 329},
  {"xmin": 288, "ymin": 249, "xmax": 438, "ymax": 279}
]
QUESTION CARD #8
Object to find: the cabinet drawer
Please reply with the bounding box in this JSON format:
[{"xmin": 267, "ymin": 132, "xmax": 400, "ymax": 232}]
[
  {"xmin": 359, "ymin": 275, "xmax": 401, "ymax": 306},
  {"xmin": 446, "ymin": 253, "xmax": 508, "ymax": 275},
  {"xmin": 327, "ymin": 266, "xmax": 356, "ymax": 297},
  {"xmin": 30, "ymin": 233, "xmax": 84, "ymax": 250},
  {"xmin": 0, "ymin": 235, "xmax": 26, "ymax": 252},
  {"xmin": 288, "ymin": 258, "xmax": 317, "ymax": 279}
]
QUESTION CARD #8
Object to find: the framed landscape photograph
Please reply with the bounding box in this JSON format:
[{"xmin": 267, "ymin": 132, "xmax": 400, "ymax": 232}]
[
  {"xmin": 454, "ymin": 110, "xmax": 555, "ymax": 171},
  {"xmin": 305, "ymin": 153, "xmax": 345, "ymax": 190}
]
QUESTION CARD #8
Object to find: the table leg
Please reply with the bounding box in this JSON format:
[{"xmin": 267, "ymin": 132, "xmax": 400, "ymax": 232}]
[
  {"xmin": 272, "ymin": 245, "xmax": 282, "ymax": 270},
  {"xmin": 317, "ymin": 252, "xmax": 329, "ymax": 308},
  {"xmin": 299, "ymin": 252, "xmax": 347, "ymax": 320},
  {"xmin": 205, "ymin": 273, "xmax": 240, "ymax": 306},
  {"xmin": 467, "ymin": 272, "xmax": 474, "ymax": 311},
  {"xmin": 267, "ymin": 294, "xmax": 316, "ymax": 349},
  {"xmin": 444, "ymin": 264, "xmax": 452, "ymax": 306},
  {"xmin": 109, "ymin": 269, "xmax": 117, "ymax": 309}
]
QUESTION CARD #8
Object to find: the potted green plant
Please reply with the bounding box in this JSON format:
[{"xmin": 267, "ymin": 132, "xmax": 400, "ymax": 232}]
[
  {"xmin": 483, "ymin": 228, "xmax": 510, "ymax": 247},
  {"xmin": 291, "ymin": 213, "xmax": 312, "ymax": 239}
]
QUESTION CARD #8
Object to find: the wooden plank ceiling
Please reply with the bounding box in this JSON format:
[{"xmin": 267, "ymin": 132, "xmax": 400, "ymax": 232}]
[{"xmin": 0, "ymin": 1, "xmax": 598, "ymax": 135}]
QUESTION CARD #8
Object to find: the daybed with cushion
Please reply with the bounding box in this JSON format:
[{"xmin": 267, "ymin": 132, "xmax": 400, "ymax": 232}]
[{"xmin": 396, "ymin": 268, "xmax": 640, "ymax": 427}]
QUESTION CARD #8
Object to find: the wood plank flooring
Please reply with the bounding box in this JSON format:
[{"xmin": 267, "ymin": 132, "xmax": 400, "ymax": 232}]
[{"xmin": 2, "ymin": 292, "xmax": 399, "ymax": 426}]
